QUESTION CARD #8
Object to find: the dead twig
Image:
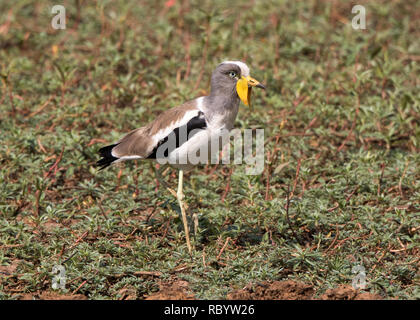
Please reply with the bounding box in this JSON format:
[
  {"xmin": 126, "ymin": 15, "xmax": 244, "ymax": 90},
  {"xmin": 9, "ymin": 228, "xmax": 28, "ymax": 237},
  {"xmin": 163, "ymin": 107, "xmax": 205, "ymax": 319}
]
[
  {"xmin": 283, "ymin": 185, "xmax": 300, "ymax": 244},
  {"xmin": 290, "ymin": 158, "xmax": 302, "ymax": 199},
  {"xmin": 216, "ymin": 237, "xmax": 231, "ymax": 261}
]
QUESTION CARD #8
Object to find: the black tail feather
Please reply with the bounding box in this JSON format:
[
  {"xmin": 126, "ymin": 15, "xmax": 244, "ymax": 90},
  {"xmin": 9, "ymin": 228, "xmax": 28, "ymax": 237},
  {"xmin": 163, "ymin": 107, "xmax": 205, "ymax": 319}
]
[{"xmin": 97, "ymin": 144, "xmax": 119, "ymax": 170}]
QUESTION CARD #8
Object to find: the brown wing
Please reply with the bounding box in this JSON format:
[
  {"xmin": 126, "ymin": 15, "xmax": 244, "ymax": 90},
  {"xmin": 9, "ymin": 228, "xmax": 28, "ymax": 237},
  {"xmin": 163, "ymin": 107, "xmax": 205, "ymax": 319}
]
[{"xmin": 97, "ymin": 99, "xmax": 201, "ymax": 169}]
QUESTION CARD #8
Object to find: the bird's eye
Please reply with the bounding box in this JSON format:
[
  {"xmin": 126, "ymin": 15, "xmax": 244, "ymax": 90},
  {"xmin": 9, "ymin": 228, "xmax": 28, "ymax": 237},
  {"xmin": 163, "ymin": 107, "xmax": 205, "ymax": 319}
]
[{"xmin": 228, "ymin": 71, "xmax": 237, "ymax": 78}]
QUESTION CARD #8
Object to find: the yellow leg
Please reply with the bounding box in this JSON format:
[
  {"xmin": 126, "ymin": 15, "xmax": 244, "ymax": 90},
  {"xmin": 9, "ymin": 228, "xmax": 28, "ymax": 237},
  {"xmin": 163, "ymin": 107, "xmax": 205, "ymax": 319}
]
[{"xmin": 177, "ymin": 170, "xmax": 192, "ymax": 256}]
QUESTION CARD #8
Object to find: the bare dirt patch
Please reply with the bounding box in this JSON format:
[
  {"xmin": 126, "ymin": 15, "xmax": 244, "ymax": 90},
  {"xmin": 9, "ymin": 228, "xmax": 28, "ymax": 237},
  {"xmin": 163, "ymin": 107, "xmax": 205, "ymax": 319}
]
[
  {"xmin": 145, "ymin": 280, "xmax": 195, "ymax": 300},
  {"xmin": 18, "ymin": 291, "xmax": 88, "ymax": 300},
  {"xmin": 319, "ymin": 284, "xmax": 382, "ymax": 300},
  {"xmin": 227, "ymin": 280, "xmax": 314, "ymax": 300},
  {"xmin": 227, "ymin": 281, "xmax": 383, "ymax": 300},
  {"xmin": 0, "ymin": 260, "xmax": 21, "ymax": 276}
]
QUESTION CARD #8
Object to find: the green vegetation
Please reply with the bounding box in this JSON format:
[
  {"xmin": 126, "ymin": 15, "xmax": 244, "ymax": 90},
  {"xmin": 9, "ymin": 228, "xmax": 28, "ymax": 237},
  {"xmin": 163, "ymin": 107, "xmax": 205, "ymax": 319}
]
[{"xmin": 0, "ymin": 0, "xmax": 418, "ymax": 299}]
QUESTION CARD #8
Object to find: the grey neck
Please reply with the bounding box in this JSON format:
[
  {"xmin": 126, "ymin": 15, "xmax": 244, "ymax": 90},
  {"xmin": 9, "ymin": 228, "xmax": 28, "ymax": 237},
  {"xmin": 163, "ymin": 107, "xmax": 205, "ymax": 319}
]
[{"xmin": 202, "ymin": 89, "xmax": 240, "ymax": 129}]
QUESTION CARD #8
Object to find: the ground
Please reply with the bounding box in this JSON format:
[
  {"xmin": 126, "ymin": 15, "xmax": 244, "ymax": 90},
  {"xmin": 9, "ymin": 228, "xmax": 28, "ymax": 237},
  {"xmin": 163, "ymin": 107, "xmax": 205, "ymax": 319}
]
[{"xmin": 0, "ymin": 0, "xmax": 419, "ymax": 300}]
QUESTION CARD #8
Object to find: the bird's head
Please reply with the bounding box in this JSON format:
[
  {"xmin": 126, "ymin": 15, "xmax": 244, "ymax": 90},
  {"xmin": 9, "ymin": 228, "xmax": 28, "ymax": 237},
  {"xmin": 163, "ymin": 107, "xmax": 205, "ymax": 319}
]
[{"xmin": 211, "ymin": 61, "xmax": 265, "ymax": 109}]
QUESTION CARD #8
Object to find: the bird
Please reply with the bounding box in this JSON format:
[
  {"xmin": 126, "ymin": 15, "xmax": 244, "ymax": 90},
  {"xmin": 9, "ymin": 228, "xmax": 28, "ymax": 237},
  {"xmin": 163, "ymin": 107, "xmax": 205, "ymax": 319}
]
[{"xmin": 97, "ymin": 61, "xmax": 265, "ymax": 255}]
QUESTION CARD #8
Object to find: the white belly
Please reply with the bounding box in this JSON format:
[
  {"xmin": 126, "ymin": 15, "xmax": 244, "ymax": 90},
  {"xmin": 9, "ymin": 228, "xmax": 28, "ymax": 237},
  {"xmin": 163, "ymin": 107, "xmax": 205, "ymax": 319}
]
[{"xmin": 166, "ymin": 127, "xmax": 231, "ymax": 170}]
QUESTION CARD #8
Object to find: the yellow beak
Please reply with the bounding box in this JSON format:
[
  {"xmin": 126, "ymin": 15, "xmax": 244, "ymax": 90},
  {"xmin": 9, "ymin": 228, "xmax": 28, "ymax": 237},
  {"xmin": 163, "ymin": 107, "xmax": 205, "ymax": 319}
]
[{"xmin": 236, "ymin": 76, "xmax": 266, "ymax": 109}]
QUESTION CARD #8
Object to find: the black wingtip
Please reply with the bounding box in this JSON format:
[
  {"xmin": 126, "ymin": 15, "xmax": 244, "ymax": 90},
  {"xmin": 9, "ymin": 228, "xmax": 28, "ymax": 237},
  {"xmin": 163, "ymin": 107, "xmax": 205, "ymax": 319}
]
[{"xmin": 96, "ymin": 144, "xmax": 119, "ymax": 170}]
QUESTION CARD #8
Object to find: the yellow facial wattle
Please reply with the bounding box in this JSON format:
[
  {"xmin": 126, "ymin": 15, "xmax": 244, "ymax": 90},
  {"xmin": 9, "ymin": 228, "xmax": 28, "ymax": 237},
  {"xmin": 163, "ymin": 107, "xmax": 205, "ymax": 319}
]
[
  {"xmin": 236, "ymin": 77, "xmax": 250, "ymax": 106},
  {"xmin": 236, "ymin": 76, "xmax": 265, "ymax": 110}
]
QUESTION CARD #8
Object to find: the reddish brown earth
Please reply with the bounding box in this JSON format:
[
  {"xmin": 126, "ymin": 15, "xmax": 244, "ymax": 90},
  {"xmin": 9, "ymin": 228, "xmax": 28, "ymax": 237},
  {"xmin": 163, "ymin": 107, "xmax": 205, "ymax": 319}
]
[
  {"xmin": 227, "ymin": 281, "xmax": 382, "ymax": 300},
  {"xmin": 11, "ymin": 281, "xmax": 383, "ymax": 300},
  {"xmin": 0, "ymin": 260, "xmax": 20, "ymax": 276},
  {"xmin": 145, "ymin": 280, "xmax": 195, "ymax": 300},
  {"xmin": 227, "ymin": 280, "xmax": 314, "ymax": 300},
  {"xmin": 319, "ymin": 284, "xmax": 382, "ymax": 300},
  {"xmin": 143, "ymin": 279, "xmax": 383, "ymax": 300},
  {"xmin": 18, "ymin": 292, "xmax": 87, "ymax": 300}
]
